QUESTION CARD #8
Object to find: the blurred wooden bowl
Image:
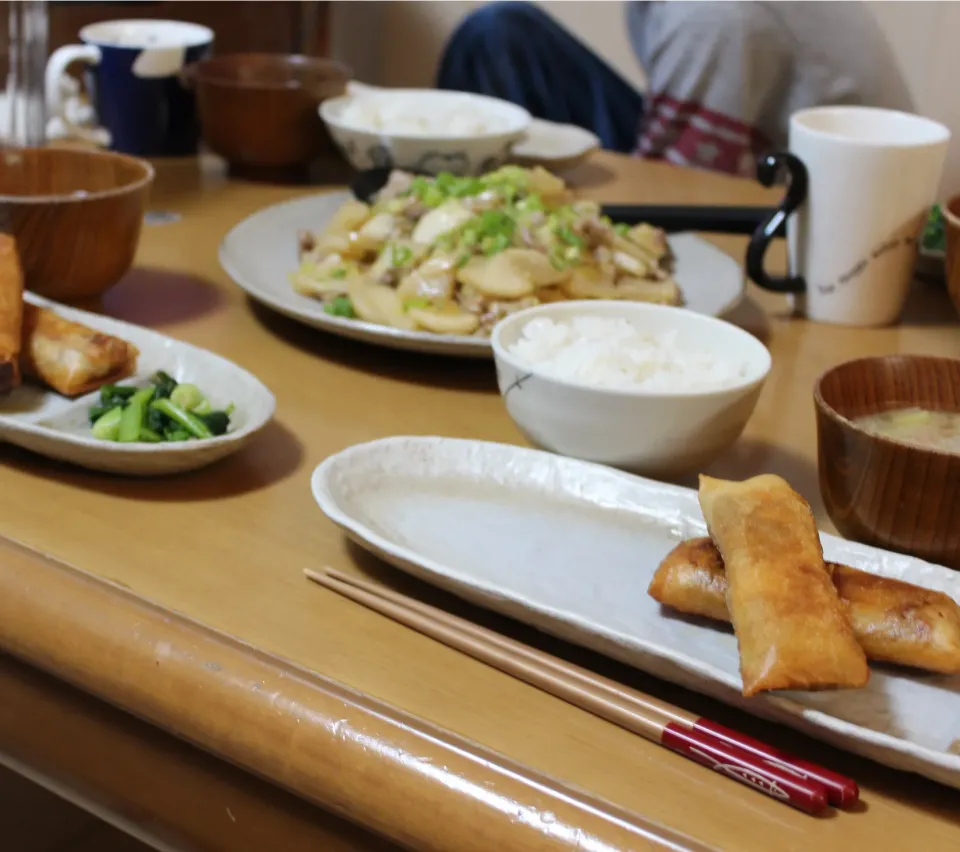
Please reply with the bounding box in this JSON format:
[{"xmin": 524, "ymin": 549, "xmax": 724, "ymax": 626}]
[
  {"xmin": 0, "ymin": 147, "xmax": 153, "ymax": 301},
  {"xmin": 187, "ymin": 53, "xmax": 351, "ymax": 170},
  {"xmin": 942, "ymin": 194, "xmax": 960, "ymax": 316},
  {"xmin": 814, "ymin": 355, "xmax": 960, "ymax": 569}
]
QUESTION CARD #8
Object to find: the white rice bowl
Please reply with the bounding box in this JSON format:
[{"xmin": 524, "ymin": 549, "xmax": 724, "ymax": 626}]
[
  {"xmin": 490, "ymin": 301, "xmax": 771, "ymax": 477},
  {"xmin": 320, "ymin": 89, "xmax": 531, "ymax": 176}
]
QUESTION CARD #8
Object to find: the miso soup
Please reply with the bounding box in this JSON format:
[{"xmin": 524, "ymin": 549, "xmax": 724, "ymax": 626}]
[{"xmin": 853, "ymin": 407, "xmax": 960, "ymax": 453}]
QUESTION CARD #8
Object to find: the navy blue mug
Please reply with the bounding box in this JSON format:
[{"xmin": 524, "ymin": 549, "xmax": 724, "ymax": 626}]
[{"xmin": 45, "ymin": 19, "xmax": 214, "ymax": 156}]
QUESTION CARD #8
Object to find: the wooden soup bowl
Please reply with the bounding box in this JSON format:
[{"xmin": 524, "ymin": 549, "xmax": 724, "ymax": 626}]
[
  {"xmin": 186, "ymin": 53, "xmax": 351, "ymax": 170},
  {"xmin": 942, "ymin": 193, "xmax": 960, "ymax": 318},
  {"xmin": 814, "ymin": 355, "xmax": 960, "ymax": 569},
  {"xmin": 0, "ymin": 147, "xmax": 153, "ymax": 301}
]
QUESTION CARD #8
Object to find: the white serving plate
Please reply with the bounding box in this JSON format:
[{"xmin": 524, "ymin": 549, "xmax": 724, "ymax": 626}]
[
  {"xmin": 312, "ymin": 436, "xmax": 960, "ymax": 790},
  {"xmin": 0, "ymin": 294, "xmax": 276, "ymax": 475},
  {"xmin": 220, "ymin": 191, "xmax": 745, "ymax": 359}
]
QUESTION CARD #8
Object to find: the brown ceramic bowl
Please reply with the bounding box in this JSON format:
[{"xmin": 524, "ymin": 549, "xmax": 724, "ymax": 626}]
[
  {"xmin": 814, "ymin": 355, "xmax": 960, "ymax": 569},
  {"xmin": 186, "ymin": 53, "xmax": 351, "ymax": 169},
  {"xmin": 0, "ymin": 147, "xmax": 153, "ymax": 301},
  {"xmin": 942, "ymin": 193, "xmax": 960, "ymax": 317}
]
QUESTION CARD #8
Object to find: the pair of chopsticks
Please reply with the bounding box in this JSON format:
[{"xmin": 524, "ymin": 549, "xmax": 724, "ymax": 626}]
[{"xmin": 305, "ymin": 569, "xmax": 859, "ymax": 816}]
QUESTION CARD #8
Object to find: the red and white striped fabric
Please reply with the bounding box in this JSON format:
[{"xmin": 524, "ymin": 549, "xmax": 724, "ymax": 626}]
[{"xmin": 637, "ymin": 93, "xmax": 768, "ymax": 178}]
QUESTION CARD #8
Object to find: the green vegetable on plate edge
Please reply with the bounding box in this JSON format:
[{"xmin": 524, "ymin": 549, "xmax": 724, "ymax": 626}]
[
  {"xmin": 921, "ymin": 204, "xmax": 946, "ymax": 254},
  {"xmin": 88, "ymin": 371, "xmax": 235, "ymax": 444}
]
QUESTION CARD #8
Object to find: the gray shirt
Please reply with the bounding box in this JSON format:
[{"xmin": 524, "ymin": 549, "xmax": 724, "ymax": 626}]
[{"xmin": 627, "ymin": 1, "xmax": 913, "ymax": 173}]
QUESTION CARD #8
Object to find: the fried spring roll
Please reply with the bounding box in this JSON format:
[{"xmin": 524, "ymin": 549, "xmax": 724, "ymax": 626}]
[
  {"xmin": 0, "ymin": 234, "xmax": 24, "ymax": 394},
  {"xmin": 649, "ymin": 538, "xmax": 960, "ymax": 674},
  {"xmin": 20, "ymin": 303, "xmax": 139, "ymax": 397},
  {"xmin": 698, "ymin": 474, "xmax": 869, "ymax": 696}
]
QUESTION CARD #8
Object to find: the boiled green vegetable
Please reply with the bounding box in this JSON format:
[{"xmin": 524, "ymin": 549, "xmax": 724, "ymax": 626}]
[
  {"xmin": 90, "ymin": 407, "xmax": 123, "ymax": 441},
  {"xmin": 87, "ymin": 371, "xmax": 234, "ymax": 444},
  {"xmin": 117, "ymin": 387, "xmax": 155, "ymax": 443},
  {"xmin": 150, "ymin": 397, "xmax": 213, "ymax": 440}
]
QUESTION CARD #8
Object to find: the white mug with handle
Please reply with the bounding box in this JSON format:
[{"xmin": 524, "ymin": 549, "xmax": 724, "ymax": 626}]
[{"xmin": 747, "ymin": 106, "xmax": 950, "ymax": 326}]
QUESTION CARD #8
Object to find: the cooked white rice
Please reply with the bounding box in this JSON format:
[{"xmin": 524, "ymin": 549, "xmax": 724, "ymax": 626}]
[
  {"xmin": 507, "ymin": 316, "xmax": 748, "ymax": 392},
  {"xmin": 338, "ymin": 96, "xmax": 510, "ymax": 137}
]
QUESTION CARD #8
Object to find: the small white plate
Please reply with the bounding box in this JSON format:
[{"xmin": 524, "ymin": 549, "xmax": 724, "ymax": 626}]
[
  {"xmin": 313, "ymin": 436, "xmax": 960, "ymax": 790},
  {"xmin": 0, "ymin": 294, "xmax": 276, "ymax": 475},
  {"xmin": 512, "ymin": 118, "xmax": 600, "ymax": 170},
  {"xmin": 220, "ymin": 192, "xmax": 745, "ymax": 359}
]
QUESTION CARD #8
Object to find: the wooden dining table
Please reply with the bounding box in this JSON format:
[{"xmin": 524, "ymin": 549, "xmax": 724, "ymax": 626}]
[{"xmin": 1, "ymin": 150, "xmax": 958, "ymax": 852}]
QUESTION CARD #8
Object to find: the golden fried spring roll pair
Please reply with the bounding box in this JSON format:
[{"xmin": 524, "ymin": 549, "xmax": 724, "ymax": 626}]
[
  {"xmin": 649, "ymin": 537, "xmax": 960, "ymax": 674},
  {"xmin": 0, "ymin": 235, "xmax": 24, "ymax": 394},
  {"xmin": 697, "ymin": 474, "xmax": 870, "ymax": 697}
]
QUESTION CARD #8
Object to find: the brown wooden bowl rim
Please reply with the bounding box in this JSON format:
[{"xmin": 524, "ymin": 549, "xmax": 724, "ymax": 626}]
[
  {"xmin": 943, "ymin": 193, "xmax": 960, "ymax": 226},
  {"xmin": 187, "ymin": 53, "xmax": 352, "ymax": 92},
  {"xmin": 0, "ymin": 148, "xmax": 154, "ymax": 204},
  {"xmin": 813, "ymin": 354, "xmax": 960, "ymax": 459}
]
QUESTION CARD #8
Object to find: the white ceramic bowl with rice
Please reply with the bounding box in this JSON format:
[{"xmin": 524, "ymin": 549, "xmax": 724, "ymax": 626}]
[
  {"xmin": 320, "ymin": 88, "xmax": 531, "ymax": 175},
  {"xmin": 490, "ymin": 301, "xmax": 771, "ymax": 478}
]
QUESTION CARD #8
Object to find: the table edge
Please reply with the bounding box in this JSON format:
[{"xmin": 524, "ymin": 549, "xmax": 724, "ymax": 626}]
[{"xmin": 0, "ymin": 533, "xmax": 711, "ymax": 852}]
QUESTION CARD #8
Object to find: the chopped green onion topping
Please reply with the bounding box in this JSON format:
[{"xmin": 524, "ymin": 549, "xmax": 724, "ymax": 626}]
[
  {"xmin": 516, "ymin": 194, "xmax": 544, "ymax": 213},
  {"xmin": 331, "ymin": 267, "xmax": 348, "ymax": 279},
  {"xmin": 422, "ymin": 186, "xmax": 444, "ymax": 207},
  {"xmin": 483, "ymin": 232, "xmax": 512, "ymax": 256},
  {"xmin": 391, "ymin": 244, "xmax": 413, "ymax": 267},
  {"xmin": 558, "ymin": 227, "xmax": 585, "ymax": 248},
  {"xmin": 478, "ymin": 209, "xmax": 515, "ymax": 236},
  {"xmin": 549, "ymin": 247, "xmax": 568, "ymax": 270},
  {"xmin": 324, "ymin": 295, "xmax": 356, "ymax": 318}
]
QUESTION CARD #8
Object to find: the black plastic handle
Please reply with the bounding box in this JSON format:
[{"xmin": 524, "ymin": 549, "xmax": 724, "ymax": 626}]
[
  {"xmin": 599, "ymin": 204, "xmax": 780, "ymax": 235},
  {"xmin": 745, "ymin": 152, "xmax": 809, "ymax": 293}
]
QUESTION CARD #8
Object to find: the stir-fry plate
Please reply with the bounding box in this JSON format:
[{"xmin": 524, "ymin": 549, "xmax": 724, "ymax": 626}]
[
  {"xmin": 0, "ymin": 294, "xmax": 276, "ymax": 475},
  {"xmin": 220, "ymin": 191, "xmax": 746, "ymax": 358},
  {"xmin": 313, "ymin": 436, "xmax": 960, "ymax": 790}
]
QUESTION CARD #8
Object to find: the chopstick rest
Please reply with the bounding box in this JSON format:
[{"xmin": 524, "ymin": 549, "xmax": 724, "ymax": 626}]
[{"xmin": 305, "ymin": 569, "xmax": 857, "ymax": 815}]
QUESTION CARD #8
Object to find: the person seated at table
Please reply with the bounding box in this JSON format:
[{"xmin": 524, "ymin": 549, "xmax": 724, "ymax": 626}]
[{"xmin": 437, "ymin": 1, "xmax": 912, "ymax": 177}]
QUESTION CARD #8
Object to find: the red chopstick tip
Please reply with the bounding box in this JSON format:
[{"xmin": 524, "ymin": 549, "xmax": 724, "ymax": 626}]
[
  {"xmin": 834, "ymin": 780, "xmax": 860, "ymax": 809},
  {"xmin": 692, "ymin": 719, "xmax": 859, "ymax": 809},
  {"xmin": 661, "ymin": 723, "xmax": 829, "ymax": 815}
]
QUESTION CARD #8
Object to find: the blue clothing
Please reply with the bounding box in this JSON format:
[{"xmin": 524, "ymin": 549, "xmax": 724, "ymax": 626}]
[{"xmin": 436, "ymin": 2, "xmax": 645, "ymax": 154}]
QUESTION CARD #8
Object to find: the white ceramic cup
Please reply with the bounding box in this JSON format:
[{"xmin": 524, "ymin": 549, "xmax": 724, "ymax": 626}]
[{"xmin": 748, "ymin": 106, "xmax": 950, "ymax": 326}]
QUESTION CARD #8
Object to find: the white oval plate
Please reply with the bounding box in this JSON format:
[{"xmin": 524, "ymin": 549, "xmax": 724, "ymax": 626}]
[
  {"xmin": 220, "ymin": 192, "xmax": 745, "ymax": 359},
  {"xmin": 0, "ymin": 294, "xmax": 276, "ymax": 475},
  {"xmin": 312, "ymin": 436, "xmax": 960, "ymax": 790},
  {"xmin": 512, "ymin": 118, "xmax": 600, "ymax": 170}
]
